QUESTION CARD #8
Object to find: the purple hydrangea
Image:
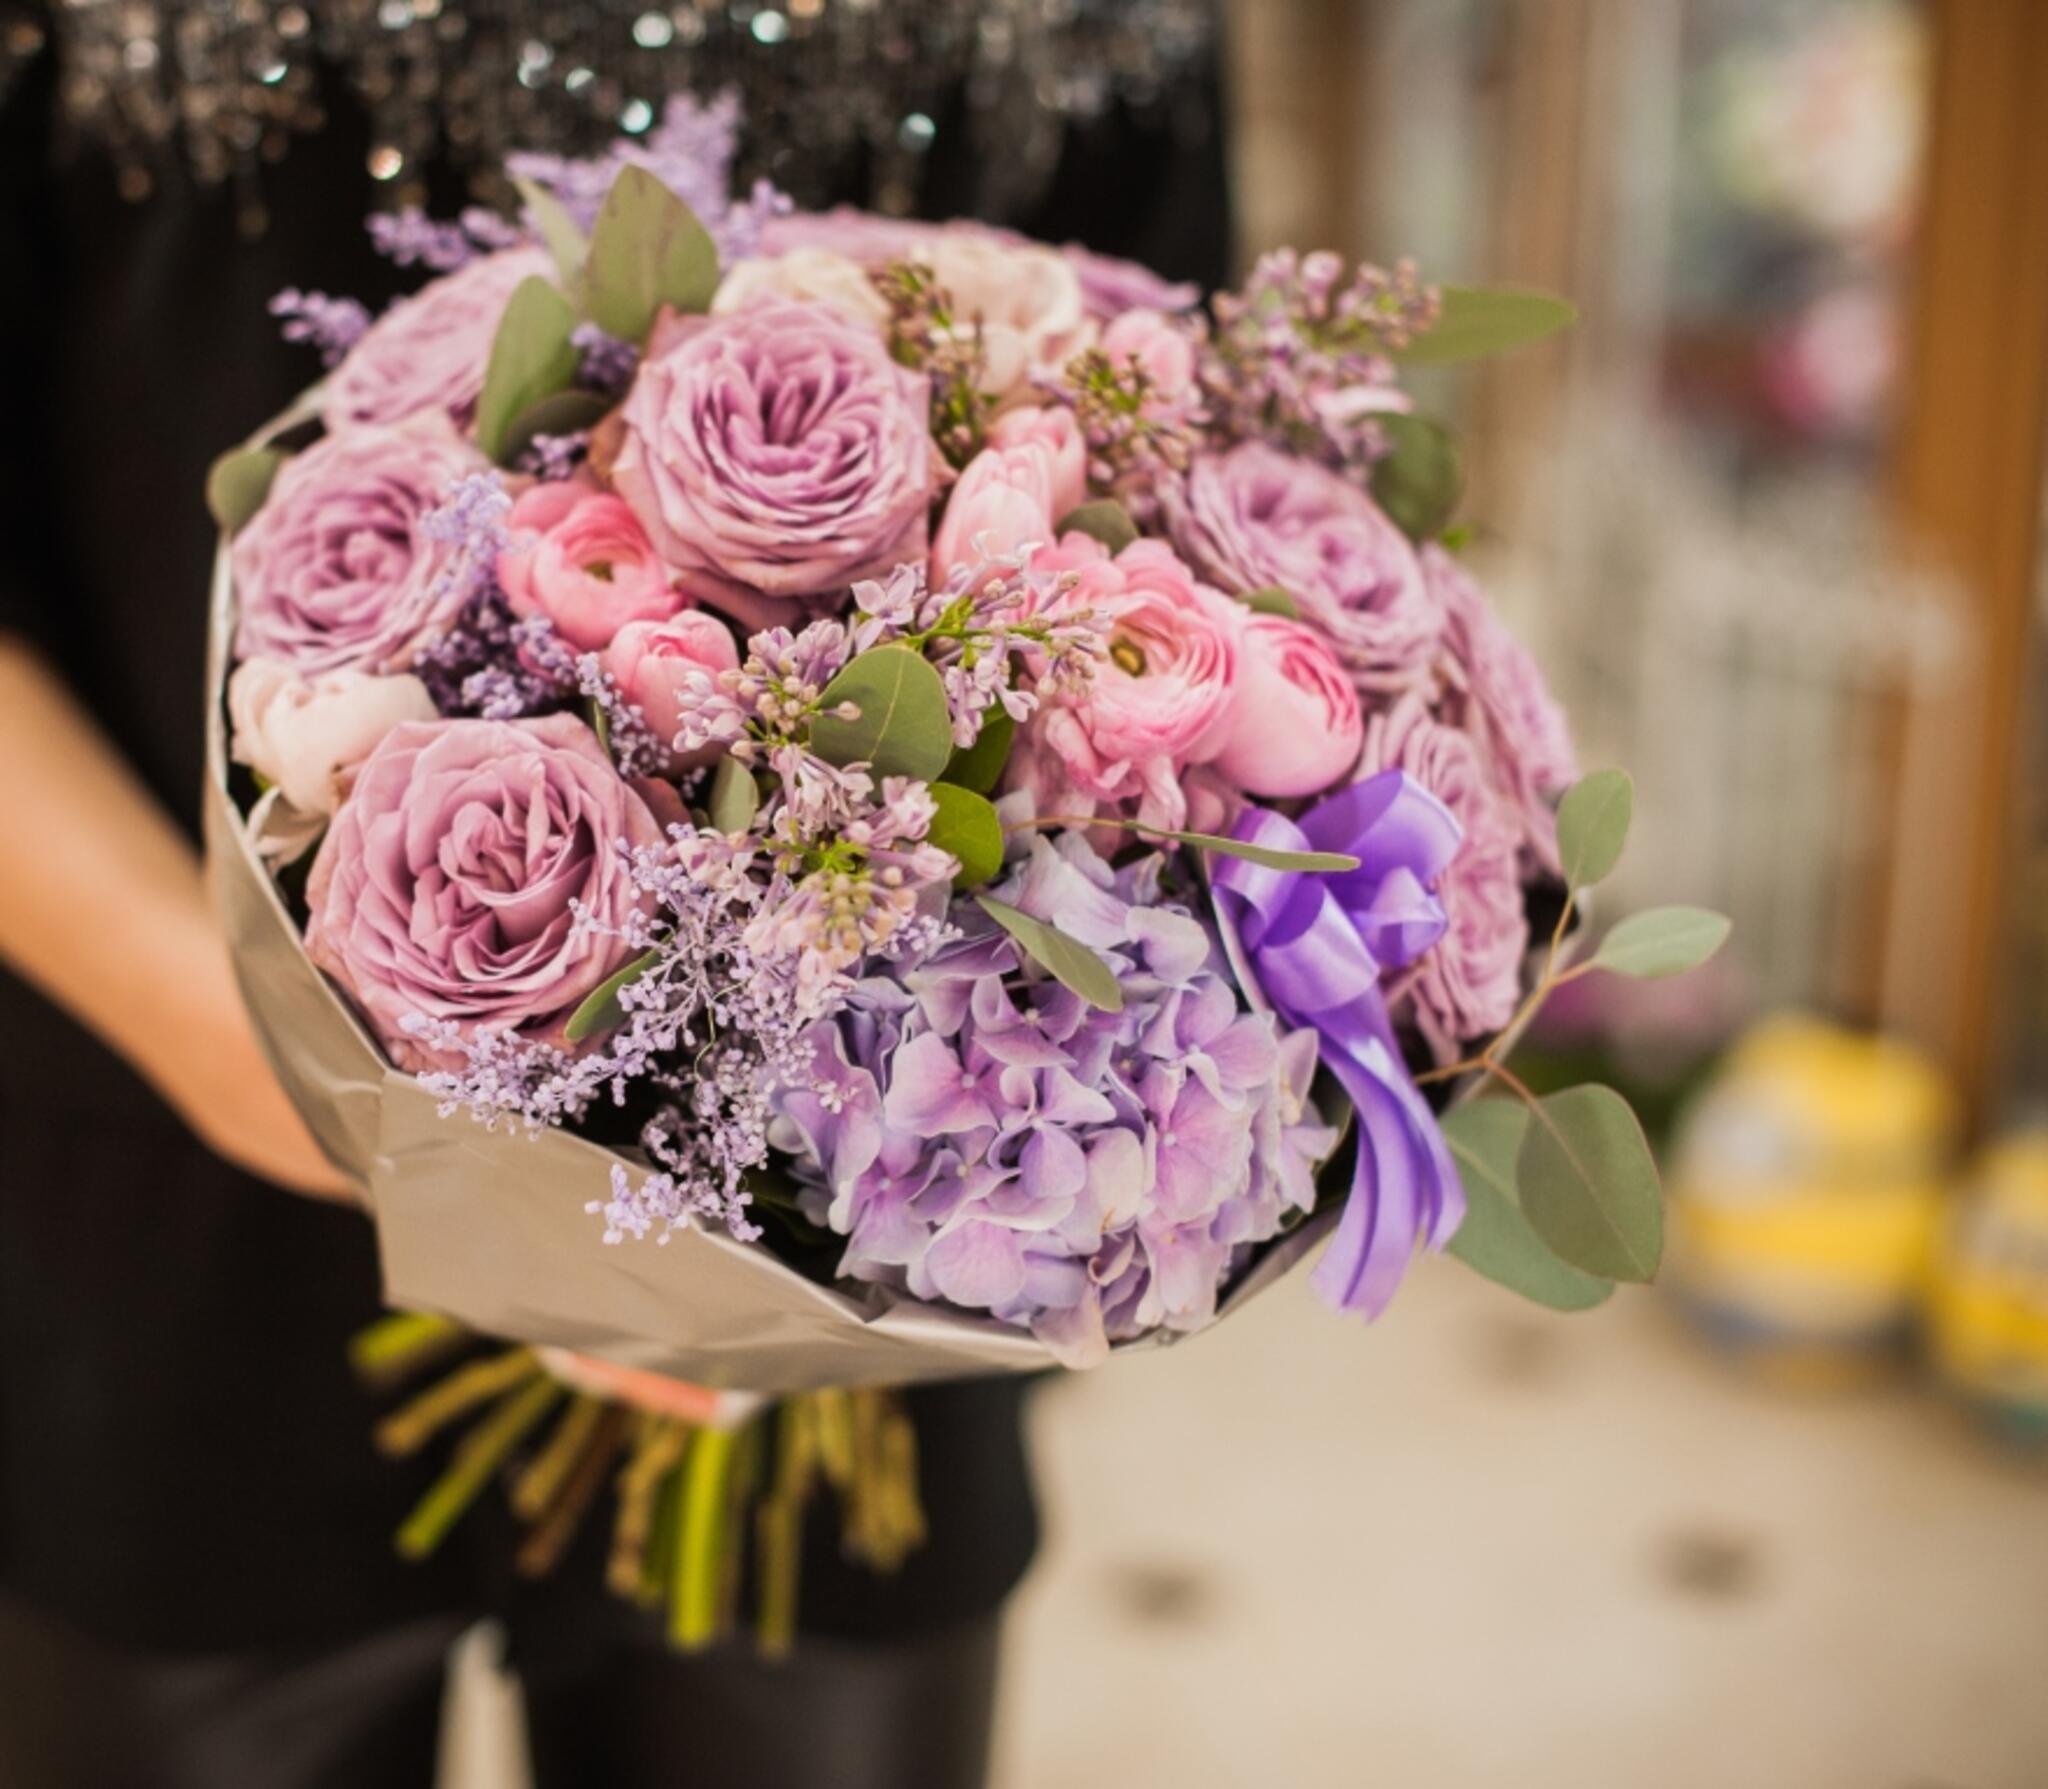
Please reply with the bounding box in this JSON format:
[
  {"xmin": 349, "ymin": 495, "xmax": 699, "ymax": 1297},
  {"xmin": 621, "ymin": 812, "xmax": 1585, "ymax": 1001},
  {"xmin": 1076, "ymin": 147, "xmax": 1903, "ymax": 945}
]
[{"xmin": 766, "ymin": 826, "xmax": 1338, "ymax": 1366}]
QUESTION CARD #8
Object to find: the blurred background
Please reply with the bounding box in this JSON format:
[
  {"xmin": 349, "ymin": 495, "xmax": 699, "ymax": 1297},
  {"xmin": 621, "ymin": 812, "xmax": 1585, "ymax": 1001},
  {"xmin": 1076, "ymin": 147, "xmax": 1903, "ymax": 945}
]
[
  {"xmin": 994, "ymin": 3, "xmax": 2048, "ymax": 1786},
  {"xmin": 439, "ymin": 4, "xmax": 2048, "ymax": 1784}
]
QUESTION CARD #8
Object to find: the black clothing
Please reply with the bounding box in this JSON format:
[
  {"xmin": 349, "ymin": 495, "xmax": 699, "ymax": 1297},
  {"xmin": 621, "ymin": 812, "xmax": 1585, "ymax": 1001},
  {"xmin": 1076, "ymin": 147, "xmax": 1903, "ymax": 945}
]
[{"xmin": 0, "ymin": 0, "xmax": 1227, "ymax": 1668}]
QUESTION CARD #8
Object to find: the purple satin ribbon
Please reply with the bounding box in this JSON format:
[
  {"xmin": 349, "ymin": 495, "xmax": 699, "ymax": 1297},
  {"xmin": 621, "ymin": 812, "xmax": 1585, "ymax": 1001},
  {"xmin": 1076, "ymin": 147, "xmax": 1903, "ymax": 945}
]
[{"xmin": 1213, "ymin": 770, "xmax": 1465, "ymax": 1317}]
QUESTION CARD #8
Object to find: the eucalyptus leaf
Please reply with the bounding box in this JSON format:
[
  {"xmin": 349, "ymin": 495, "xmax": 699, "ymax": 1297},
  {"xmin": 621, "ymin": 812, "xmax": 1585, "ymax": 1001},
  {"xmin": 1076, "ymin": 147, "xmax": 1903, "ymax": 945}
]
[
  {"xmin": 1590, "ymin": 906, "xmax": 1731, "ymax": 980},
  {"xmin": 563, "ymin": 948, "xmax": 661, "ymax": 1043},
  {"xmin": 1240, "ymin": 586, "xmax": 1300, "ymax": 620},
  {"xmin": 810, "ymin": 646, "xmax": 954, "ymax": 781},
  {"xmin": 588, "ymin": 697, "xmax": 613, "ymax": 759},
  {"xmin": 207, "ymin": 446, "xmax": 284, "ymax": 535},
  {"xmin": 1056, "ymin": 500, "xmax": 1139, "ymax": 555},
  {"xmin": 1396, "ymin": 284, "xmax": 1578, "ymax": 367},
  {"xmin": 976, "ymin": 896, "xmax": 1124, "ymax": 1013},
  {"xmin": 1443, "ymin": 1101, "xmax": 1614, "ymax": 1312},
  {"xmin": 1555, "ymin": 769, "xmax": 1634, "ymax": 892},
  {"xmin": 1133, "ymin": 824, "xmax": 1358, "ymax": 874},
  {"xmin": 941, "ymin": 703, "xmax": 1016, "ymax": 795},
  {"xmin": 474, "ymin": 275, "xmax": 581, "ymax": 465},
  {"xmin": 707, "ymin": 756, "xmax": 759, "ymax": 835},
  {"xmin": 580, "ymin": 166, "xmax": 720, "ymax": 344},
  {"xmin": 1516, "ymin": 1084, "xmax": 1663, "ymax": 1283},
  {"xmin": 1369, "ymin": 412, "xmax": 1464, "ymax": 542},
  {"xmin": 513, "ymin": 177, "xmax": 591, "ymax": 284},
  {"xmin": 928, "ymin": 784, "xmax": 1005, "ymax": 889},
  {"xmin": 499, "ymin": 388, "xmax": 613, "ymax": 463}
]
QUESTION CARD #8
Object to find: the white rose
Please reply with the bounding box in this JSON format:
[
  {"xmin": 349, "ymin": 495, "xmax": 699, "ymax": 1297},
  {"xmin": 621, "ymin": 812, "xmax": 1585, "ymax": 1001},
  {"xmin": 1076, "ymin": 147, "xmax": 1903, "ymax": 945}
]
[
  {"xmin": 919, "ymin": 236, "xmax": 1091, "ymax": 401},
  {"xmin": 228, "ymin": 659, "xmax": 437, "ymax": 815},
  {"xmin": 712, "ymin": 247, "xmax": 891, "ymax": 329}
]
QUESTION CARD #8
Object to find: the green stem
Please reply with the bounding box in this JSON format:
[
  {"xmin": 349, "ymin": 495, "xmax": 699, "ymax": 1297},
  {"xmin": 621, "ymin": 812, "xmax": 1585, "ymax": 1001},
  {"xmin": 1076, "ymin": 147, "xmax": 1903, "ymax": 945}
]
[
  {"xmin": 348, "ymin": 1311, "xmax": 465, "ymax": 1387},
  {"xmin": 671, "ymin": 1425, "xmax": 737, "ymax": 1651},
  {"xmin": 376, "ymin": 1348, "xmax": 538, "ymax": 1458},
  {"xmin": 395, "ymin": 1376, "xmax": 563, "ymax": 1561}
]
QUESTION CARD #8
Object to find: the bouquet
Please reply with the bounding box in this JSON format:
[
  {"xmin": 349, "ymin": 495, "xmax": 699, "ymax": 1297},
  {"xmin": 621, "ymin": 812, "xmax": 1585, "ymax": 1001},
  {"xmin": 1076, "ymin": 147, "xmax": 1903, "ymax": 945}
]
[{"xmin": 204, "ymin": 100, "xmax": 1728, "ymax": 1649}]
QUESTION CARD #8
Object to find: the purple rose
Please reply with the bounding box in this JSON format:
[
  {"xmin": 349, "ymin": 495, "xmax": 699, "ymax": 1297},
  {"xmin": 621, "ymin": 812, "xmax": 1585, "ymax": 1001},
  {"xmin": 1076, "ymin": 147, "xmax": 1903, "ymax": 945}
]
[
  {"xmin": 232, "ymin": 419, "xmax": 484, "ymax": 676},
  {"xmin": 1169, "ymin": 442, "xmax": 1442, "ymax": 691},
  {"xmin": 1426, "ymin": 546, "xmax": 1577, "ymax": 872},
  {"xmin": 611, "ymin": 299, "xmax": 932, "ymax": 625},
  {"xmin": 1359, "ymin": 695, "xmax": 1526, "ymax": 1060},
  {"xmin": 304, "ymin": 714, "xmax": 664, "ymax": 1071},
  {"xmin": 327, "ymin": 247, "xmax": 554, "ymax": 429}
]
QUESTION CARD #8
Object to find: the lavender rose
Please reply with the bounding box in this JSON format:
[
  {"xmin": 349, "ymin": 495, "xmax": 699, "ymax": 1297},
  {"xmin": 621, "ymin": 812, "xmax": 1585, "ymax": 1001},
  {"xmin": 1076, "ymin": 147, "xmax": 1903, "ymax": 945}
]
[
  {"xmin": 232, "ymin": 419, "xmax": 483, "ymax": 677},
  {"xmin": 1169, "ymin": 441, "xmax": 1442, "ymax": 691},
  {"xmin": 1360, "ymin": 695, "xmax": 1526, "ymax": 1060},
  {"xmin": 611, "ymin": 298, "xmax": 932, "ymax": 625},
  {"xmin": 305, "ymin": 714, "xmax": 664, "ymax": 1071},
  {"xmin": 327, "ymin": 246, "xmax": 554, "ymax": 429}
]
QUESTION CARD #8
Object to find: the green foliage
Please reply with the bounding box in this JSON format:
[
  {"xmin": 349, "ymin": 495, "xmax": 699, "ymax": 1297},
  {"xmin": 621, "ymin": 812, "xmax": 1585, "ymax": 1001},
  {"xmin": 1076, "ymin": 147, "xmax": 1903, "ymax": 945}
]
[
  {"xmin": 1055, "ymin": 500, "xmax": 1140, "ymax": 555},
  {"xmin": 563, "ymin": 948, "xmax": 661, "ymax": 1043},
  {"xmin": 1240, "ymin": 586, "xmax": 1301, "ymax": 620},
  {"xmin": 940, "ymin": 704, "xmax": 1016, "ymax": 796},
  {"xmin": 1589, "ymin": 906, "xmax": 1732, "ymax": 980},
  {"xmin": 1516, "ymin": 1085, "xmax": 1663, "ymax": 1283},
  {"xmin": 975, "ymin": 896, "xmax": 1125, "ymax": 1013},
  {"xmin": 580, "ymin": 166, "xmax": 720, "ymax": 344},
  {"xmin": 1395, "ymin": 285, "xmax": 1578, "ymax": 367},
  {"xmin": 206, "ymin": 446, "xmax": 285, "ymax": 534},
  {"xmin": 498, "ymin": 389, "xmax": 613, "ymax": 464},
  {"xmin": 707, "ymin": 756, "xmax": 760, "ymax": 835},
  {"xmin": 1555, "ymin": 769, "xmax": 1634, "ymax": 891},
  {"xmin": 474, "ymin": 275, "xmax": 581, "ymax": 465},
  {"xmin": 809, "ymin": 646, "xmax": 955, "ymax": 782},
  {"xmin": 927, "ymin": 785, "xmax": 1005, "ymax": 889},
  {"xmin": 1443, "ymin": 1100, "xmax": 1615, "ymax": 1312},
  {"xmin": 1369, "ymin": 412, "xmax": 1464, "ymax": 541},
  {"xmin": 513, "ymin": 176, "xmax": 590, "ymax": 283}
]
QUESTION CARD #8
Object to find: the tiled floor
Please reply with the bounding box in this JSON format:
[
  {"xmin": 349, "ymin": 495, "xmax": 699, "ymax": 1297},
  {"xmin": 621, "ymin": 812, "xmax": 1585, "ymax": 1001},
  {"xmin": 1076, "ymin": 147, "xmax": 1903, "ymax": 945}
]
[
  {"xmin": 994, "ymin": 1258, "xmax": 2048, "ymax": 1789},
  {"xmin": 447, "ymin": 1257, "xmax": 2048, "ymax": 1788}
]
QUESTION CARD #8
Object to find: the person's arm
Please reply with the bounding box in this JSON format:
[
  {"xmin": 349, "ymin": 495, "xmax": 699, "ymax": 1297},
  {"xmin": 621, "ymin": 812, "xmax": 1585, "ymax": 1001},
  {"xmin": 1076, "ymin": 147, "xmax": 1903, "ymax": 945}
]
[{"xmin": 0, "ymin": 637, "xmax": 348, "ymax": 1198}]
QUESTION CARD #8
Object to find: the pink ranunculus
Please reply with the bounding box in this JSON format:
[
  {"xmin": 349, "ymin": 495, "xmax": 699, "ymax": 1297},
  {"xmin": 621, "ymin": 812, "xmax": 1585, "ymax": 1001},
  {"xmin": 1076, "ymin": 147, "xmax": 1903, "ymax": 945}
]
[
  {"xmin": 1359, "ymin": 696, "xmax": 1526, "ymax": 1060},
  {"xmin": 610, "ymin": 298, "xmax": 932, "ymax": 627},
  {"xmin": 602, "ymin": 613, "xmax": 743, "ymax": 773},
  {"xmin": 1169, "ymin": 441, "xmax": 1441, "ymax": 691},
  {"xmin": 227, "ymin": 659, "xmax": 437, "ymax": 815},
  {"xmin": 304, "ymin": 714, "xmax": 664, "ymax": 1071},
  {"xmin": 231, "ymin": 418, "xmax": 484, "ymax": 677},
  {"xmin": 1208, "ymin": 613, "xmax": 1363, "ymax": 798},
  {"xmin": 326, "ymin": 247, "xmax": 554, "ymax": 430},
  {"xmin": 1017, "ymin": 534, "xmax": 1243, "ymax": 832},
  {"xmin": 495, "ymin": 482, "xmax": 684, "ymax": 652},
  {"xmin": 1101, "ymin": 307, "xmax": 1199, "ymax": 402},
  {"xmin": 930, "ymin": 439, "xmax": 1064, "ymax": 586},
  {"xmin": 986, "ymin": 406, "xmax": 1088, "ymax": 521},
  {"xmin": 1426, "ymin": 546, "xmax": 1577, "ymax": 872}
]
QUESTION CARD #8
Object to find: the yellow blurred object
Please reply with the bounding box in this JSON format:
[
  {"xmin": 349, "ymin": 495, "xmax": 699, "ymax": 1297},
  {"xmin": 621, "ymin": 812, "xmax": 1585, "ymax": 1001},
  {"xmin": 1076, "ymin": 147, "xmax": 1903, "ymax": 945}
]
[
  {"xmin": 1926, "ymin": 1132, "xmax": 2048, "ymax": 1437},
  {"xmin": 1666, "ymin": 1015, "xmax": 1957, "ymax": 1381}
]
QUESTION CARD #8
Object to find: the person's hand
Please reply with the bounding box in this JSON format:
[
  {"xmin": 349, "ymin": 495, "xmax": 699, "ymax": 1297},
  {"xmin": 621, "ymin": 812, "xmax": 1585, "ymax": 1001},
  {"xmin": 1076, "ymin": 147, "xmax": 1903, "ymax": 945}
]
[{"xmin": 147, "ymin": 920, "xmax": 357, "ymax": 1203}]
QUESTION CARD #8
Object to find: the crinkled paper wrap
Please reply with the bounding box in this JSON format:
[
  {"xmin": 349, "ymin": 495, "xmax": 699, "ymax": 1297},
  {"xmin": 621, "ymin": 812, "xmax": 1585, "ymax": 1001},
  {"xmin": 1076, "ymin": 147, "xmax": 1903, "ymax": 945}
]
[{"xmin": 200, "ymin": 415, "xmax": 1336, "ymax": 1394}]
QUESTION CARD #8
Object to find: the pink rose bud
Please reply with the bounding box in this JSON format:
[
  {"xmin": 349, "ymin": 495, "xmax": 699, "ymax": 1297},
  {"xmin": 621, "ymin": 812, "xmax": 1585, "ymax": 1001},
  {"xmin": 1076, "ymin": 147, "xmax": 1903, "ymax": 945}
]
[
  {"xmin": 986, "ymin": 405, "xmax": 1088, "ymax": 521},
  {"xmin": 930, "ymin": 439, "xmax": 1065, "ymax": 586},
  {"xmin": 496, "ymin": 483, "xmax": 685, "ymax": 652},
  {"xmin": 1210, "ymin": 613, "xmax": 1363, "ymax": 798},
  {"xmin": 1101, "ymin": 306, "xmax": 1199, "ymax": 400},
  {"xmin": 602, "ymin": 613, "xmax": 743, "ymax": 772}
]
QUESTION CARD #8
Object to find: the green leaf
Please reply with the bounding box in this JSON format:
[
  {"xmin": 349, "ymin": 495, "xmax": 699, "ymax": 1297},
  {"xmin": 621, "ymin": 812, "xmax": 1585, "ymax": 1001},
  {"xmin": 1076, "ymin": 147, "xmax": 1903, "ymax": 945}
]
[
  {"xmin": 1056, "ymin": 500, "xmax": 1139, "ymax": 555},
  {"xmin": 1443, "ymin": 1101, "xmax": 1614, "ymax": 1312},
  {"xmin": 707, "ymin": 755, "xmax": 759, "ymax": 835},
  {"xmin": 580, "ymin": 166, "xmax": 720, "ymax": 344},
  {"xmin": 563, "ymin": 947, "xmax": 661, "ymax": 1043},
  {"xmin": 1395, "ymin": 284, "xmax": 1578, "ymax": 367},
  {"xmin": 1240, "ymin": 586, "xmax": 1300, "ymax": 620},
  {"xmin": 928, "ymin": 784, "xmax": 1005, "ymax": 889},
  {"xmin": 1555, "ymin": 769, "xmax": 1634, "ymax": 891},
  {"xmin": 810, "ymin": 646, "xmax": 954, "ymax": 781},
  {"xmin": 474, "ymin": 275, "xmax": 581, "ymax": 465},
  {"xmin": 941, "ymin": 703, "xmax": 1016, "ymax": 795},
  {"xmin": 976, "ymin": 896, "xmax": 1124, "ymax": 1013},
  {"xmin": 207, "ymin": 446, "xmax": 284, "ymax": 534},
  {"xmin": 1134, "ymin": 824, "xmax": 1358, "ymax": 874},
  {"xmin": 1369, "ymin": 412, "xmax": 1464, "ymax": 542},
  {"xmin": 498, "ymin": 388, "xmax": 613, "ymax": 464},
  {"xmin": 513, "ymin": 176, "xmax": 590, "ymax": 284},
  {"xmin": 588, "ymin": 696, "xmax": 613, "ymax": 759},
  {"xmin": 1589, "ymin": 906, "xmax": 1731, "ymax": 980},
  {"xmin": 1516, "ymin": 1085, "xmax": 1663, "ymax": 1283}
]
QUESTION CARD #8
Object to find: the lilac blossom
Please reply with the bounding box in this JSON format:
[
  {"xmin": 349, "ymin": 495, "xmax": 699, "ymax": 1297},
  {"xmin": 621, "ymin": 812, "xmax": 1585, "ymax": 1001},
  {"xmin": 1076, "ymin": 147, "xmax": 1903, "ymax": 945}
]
[
  {"xmin": 765, "ymin": 824, "xmax": 1339, "ymax": 1366},
  {"xmin": 269, "ymin": 288, "xmax": 372, "ymax": 366},
  {"xmin": 368, "ymin": 205, "xmax": 524, "ymax": 272}
]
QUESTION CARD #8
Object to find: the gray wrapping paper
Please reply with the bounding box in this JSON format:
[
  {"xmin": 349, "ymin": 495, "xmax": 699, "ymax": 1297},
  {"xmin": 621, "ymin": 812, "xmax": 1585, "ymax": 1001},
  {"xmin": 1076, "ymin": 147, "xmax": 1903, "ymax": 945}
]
[{"xmin": 200, "ymin": 431, "xmax": 1336, "ymax": 1394}]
